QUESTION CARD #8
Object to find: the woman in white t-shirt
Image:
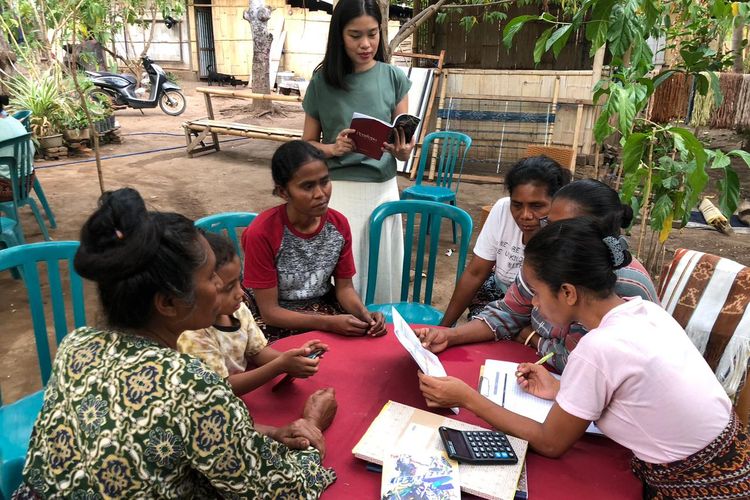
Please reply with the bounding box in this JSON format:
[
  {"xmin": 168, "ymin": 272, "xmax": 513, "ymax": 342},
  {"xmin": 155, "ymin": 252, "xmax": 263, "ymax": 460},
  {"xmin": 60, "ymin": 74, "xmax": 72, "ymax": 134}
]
[
  {"xmin": 419, "ymin": 216, "xmax": 749, "ymax": 499},
  {"xmin": 440, "ymin": 156, "xmax": 571, "ymax": 326}
]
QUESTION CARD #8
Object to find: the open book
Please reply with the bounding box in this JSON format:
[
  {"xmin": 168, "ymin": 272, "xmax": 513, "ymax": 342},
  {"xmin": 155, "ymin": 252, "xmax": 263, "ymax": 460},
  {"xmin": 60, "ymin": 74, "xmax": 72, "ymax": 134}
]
[
  {"xmin": 349, "ymin": 112, "xmax": 420, "ymax": 160},
  {"xmin": 480, "ymin": 360, "xmax": 602, "ymax": 435},
  {"xmin": 353, "ymin": 401, "xmax": 529, "ymax": 500}
]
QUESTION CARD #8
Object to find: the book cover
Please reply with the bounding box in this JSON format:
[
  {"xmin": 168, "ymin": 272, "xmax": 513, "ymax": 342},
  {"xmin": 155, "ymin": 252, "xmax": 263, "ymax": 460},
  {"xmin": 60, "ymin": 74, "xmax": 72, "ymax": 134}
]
[
  {"xmin": 381, "ymin": 450, "xmax": 461, "ymax": 500},
  {"xmin": 353, "ymin": 401, "xmax": 529, "ymax": 500},
  {"xmin": 349, "ymin": 112, "xmax": 420, "ymax": 160}
]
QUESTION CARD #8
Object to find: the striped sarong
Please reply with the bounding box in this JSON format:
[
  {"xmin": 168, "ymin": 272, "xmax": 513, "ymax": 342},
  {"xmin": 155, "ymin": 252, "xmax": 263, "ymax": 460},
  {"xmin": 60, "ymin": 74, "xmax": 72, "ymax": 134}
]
[{"xmin": 631, "ymin": 412, "xmax": 750, "ymax": 499}]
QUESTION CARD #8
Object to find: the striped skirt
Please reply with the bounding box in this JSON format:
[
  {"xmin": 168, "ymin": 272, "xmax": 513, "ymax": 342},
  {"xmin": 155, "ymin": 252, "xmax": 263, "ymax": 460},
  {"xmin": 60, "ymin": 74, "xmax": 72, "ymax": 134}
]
[{"xmin": 631, "ymin": 412, "xmax": 750, "ymax": 499}]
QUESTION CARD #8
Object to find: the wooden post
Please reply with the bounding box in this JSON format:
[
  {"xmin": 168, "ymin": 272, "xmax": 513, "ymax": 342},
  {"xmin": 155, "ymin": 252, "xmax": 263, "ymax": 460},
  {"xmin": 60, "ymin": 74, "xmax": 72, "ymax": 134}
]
[
  {"xmin": 410, "ymin": 49, "xmax": 445, "ymax": 180},
  {"xmin": 429, "ymin": 67, "xmax": 449, "ymax": 180},
  {"xmin": 583, "ymin": 46, "xmax": 607, "ymax": 157},
  {"xmin": 545, "ymin": 76, "xmax": 560, "ymax": 146},
  {"xmin": 569, "ymin": 103, "xmax": 584, "ymax": 175},
  {"xmin": 203, "ymin": 91, "xmax": 220, "ymax": 152}
]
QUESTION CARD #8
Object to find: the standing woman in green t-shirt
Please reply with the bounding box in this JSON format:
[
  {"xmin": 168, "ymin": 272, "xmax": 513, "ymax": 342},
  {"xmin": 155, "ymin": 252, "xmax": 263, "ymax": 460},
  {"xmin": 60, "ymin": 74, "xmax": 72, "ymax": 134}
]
[{"xmin": 302, "ymin": 0, "xmax": 414, "ymax": 304}]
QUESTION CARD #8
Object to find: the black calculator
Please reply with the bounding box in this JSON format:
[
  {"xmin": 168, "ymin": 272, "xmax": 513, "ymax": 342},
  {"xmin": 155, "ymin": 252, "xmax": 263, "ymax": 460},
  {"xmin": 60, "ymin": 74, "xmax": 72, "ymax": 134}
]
[{"xmin": 438, "ymin": 426, "xmax": 518, "ymax": 465}]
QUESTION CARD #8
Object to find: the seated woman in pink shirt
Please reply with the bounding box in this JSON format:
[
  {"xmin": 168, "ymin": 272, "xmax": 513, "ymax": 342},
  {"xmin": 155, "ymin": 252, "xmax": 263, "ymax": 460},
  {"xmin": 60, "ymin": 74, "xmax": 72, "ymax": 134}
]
[{"xmin": 418, "ymin": 216, "xmax": 749, "ymax": 499}]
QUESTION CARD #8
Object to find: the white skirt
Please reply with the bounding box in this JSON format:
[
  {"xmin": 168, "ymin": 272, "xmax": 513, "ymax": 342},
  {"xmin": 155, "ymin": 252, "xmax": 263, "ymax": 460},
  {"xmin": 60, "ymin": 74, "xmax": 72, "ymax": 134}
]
[{"xmin": 329, "ymin": 177, "xmax": 403, "ymax": 304}]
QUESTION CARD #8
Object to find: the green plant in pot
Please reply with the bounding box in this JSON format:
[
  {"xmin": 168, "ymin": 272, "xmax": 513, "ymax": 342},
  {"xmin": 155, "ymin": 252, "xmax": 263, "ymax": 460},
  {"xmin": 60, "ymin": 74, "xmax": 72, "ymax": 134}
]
[
  {"xmin": 6, "ymin": 69, "xmax": 69, "ymax": 149},
  {"xmin": 62, "ymin": 104, "xmax": 90, "ymax": 142}
]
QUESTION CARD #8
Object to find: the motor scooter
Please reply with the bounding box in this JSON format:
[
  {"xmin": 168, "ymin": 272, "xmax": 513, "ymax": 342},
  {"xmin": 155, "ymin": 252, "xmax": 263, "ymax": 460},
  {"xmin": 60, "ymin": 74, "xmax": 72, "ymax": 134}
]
[{"xmin": 85, "ymin": 56, "xmax": 187, "ymax": 116}]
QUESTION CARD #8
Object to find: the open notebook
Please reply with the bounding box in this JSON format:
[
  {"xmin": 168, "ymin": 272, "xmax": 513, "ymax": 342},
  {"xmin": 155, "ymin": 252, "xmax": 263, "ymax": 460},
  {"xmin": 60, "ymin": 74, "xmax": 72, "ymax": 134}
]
[{"xmin": 481, "ymin": 360, "xmax": 602, "ymax": 435}]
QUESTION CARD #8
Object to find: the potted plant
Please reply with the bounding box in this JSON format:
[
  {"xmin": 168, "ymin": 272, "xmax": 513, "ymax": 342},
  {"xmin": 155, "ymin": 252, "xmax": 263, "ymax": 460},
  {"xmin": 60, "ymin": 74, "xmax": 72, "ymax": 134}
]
[
  {"xmin": 5, "ymin": 69, "xmax": 69, "ymax": 148},
  {"xmin": 62, "ymin": 105, "xmax": 90, "ymax": 142}
]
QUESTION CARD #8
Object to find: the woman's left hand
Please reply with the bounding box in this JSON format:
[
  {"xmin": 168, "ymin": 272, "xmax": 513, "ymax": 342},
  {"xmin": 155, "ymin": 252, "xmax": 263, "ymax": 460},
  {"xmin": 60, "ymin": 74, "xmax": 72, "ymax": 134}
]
[
  {"xmin": 383, "ymin": 126, "xmax": 415, "ymax": 162},
  {"xmin": 363, "ymin": 311, "xmax": 387, "ymax": 337},
  {"xmin": 417, "ymin": 371, "xmax": 473, "ymax": 408}
]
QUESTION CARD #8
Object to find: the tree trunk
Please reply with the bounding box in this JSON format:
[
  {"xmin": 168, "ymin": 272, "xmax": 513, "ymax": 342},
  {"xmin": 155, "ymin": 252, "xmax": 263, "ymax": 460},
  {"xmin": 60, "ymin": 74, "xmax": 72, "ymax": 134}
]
[
  {"xmin": 388, "ymin": 0, "xmax": 451, "ymax": 56},
  {"xmin": 244, "ymin": 0, "xmax": 273, "ymax": 113},
  {"xmin": 0, "ymin": 31, "xmax": 16, "ymax": 92},
  {"xmin": 376, "ymin": 0, "xmax": 390, "ymax": 62},
  {"xmin": 732, "ymin": 19, "xmax": 744, "ymax": 73}
]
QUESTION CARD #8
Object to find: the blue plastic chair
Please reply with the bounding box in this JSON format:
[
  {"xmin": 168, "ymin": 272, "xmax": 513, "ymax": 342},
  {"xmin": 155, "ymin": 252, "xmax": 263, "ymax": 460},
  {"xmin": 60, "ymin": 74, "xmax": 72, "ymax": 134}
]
[
  {"xmin": 401, "ymin": 131, "xmax": 472, "ymax": 243},
  {"xmin": 10, "ymin": 111, "xmax": 31, "ymax": 132},
  {"xmin": 365, "ymin": 200, "xmax": 473, "ymax": 325},
  {"xmin": 195, "ymin": 211, "xmax": 257, "ymax": 263},
  {"xmin": 8, "ymin": 111, "xmax": 56, "ymax": 231},
  {"xmin": 0, "ymin": 217, "xmax": 22, "ymax": 279},
  {"xmin": 0, "ymin": 133, "xmax": 55, "ymax": 242},
  {"xmin": 0, "ymin": 241, "xmax": 86, "ymax": 498}
]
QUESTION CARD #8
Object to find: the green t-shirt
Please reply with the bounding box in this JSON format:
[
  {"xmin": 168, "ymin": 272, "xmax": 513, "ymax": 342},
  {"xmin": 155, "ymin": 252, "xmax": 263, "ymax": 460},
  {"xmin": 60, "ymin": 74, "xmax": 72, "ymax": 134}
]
[
  {"xmin": 303, "ymin": 62, "xmax": 411, "ymax": 183},
  {"xmin": 0, "ymin": 116, "xmax": 33, "ymax": 179}
]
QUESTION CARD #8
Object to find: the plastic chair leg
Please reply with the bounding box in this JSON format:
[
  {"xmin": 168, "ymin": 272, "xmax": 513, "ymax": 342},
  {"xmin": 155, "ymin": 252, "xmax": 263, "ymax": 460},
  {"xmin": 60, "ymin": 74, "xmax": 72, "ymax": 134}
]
[
  {"xmin": 32, "ymin": 178, "xmax": 56, "ymax": 229},
  {"xmin": 450, "ymin": 200, "xmax": 457, "ymax": 244},
  {"xmin": 0, "ymin": 202, "xmax": 24, "ymax": 244},
  {"xmin": 26, "ymin": 199, "xmax": 51, "ymax": 241}
]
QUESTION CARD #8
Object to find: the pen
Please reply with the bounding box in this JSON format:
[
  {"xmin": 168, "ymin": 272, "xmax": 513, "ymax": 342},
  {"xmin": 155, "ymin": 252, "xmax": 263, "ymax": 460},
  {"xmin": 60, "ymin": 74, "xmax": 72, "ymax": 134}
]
[
  {"xmin": 535, "ymin": 352, "xmax": 554, "ymax": 365},
  {"xmin": 515, "ymin": 352, "xmax": 554, "ymax": 377}
]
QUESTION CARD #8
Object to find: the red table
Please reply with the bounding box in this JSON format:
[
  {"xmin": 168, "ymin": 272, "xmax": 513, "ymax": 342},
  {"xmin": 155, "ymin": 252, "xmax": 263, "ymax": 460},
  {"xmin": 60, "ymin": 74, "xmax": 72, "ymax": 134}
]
[{"xmin": 242, "ymin": 326, "xmax": 642, "ymax": 499}]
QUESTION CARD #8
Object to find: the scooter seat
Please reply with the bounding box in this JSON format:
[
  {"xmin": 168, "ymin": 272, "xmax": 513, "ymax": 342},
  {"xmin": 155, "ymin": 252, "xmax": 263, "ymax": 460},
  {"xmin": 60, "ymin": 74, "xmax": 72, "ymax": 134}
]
[{"xmin": 88, "ymin": 72, "xmax": 137, "ymax": 85}]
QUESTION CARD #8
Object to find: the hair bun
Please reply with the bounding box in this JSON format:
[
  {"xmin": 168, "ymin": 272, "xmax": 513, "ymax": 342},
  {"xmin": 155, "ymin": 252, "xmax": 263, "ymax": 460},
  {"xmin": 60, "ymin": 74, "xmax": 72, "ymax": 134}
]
[{"xmin": 74, "ymin": 188, "xmax": 162, "ymax": 282}]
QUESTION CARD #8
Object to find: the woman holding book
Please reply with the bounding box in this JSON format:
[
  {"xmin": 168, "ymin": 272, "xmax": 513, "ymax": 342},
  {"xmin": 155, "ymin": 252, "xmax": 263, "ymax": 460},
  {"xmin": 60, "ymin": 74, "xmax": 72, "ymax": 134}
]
[
  {"xmin": 302, "ymin": 0, "xmax": 414, "ymax": 303},
  {"xmin": 419, "ymin": 216, "xmax": 750, "ymax": 499}
]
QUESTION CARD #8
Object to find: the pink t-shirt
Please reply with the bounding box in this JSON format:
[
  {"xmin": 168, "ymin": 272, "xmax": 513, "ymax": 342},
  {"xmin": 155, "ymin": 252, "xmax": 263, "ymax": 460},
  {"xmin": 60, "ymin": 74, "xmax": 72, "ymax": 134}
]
[{"xmin": 556, "ymin": 297, "xmax": 732, "ymax": 464}]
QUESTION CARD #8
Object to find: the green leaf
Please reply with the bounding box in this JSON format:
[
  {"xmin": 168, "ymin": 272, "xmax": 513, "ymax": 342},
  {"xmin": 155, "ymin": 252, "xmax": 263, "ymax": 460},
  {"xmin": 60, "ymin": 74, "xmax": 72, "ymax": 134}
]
[
  {"xmin": 546, "ymin": 24, "xmax": 573, "ymax": 58},
  {"xmin": 710, "ymin": 150, "xmax": 731, "ymax": 170},
  {"xmin": 717, "ymin": 168, "xmax": 740, "ymax": 217},
  {"xmin": 502, "ymin": 15, "xmax": 539, "ymax": 48},
  {"xmin": 534, "ymin": 27, "xmax": 554, "ymax": 64},
  {"xmin": 615, "ymin": 85, "xmax": 636, "ymax": 136},
  {"xmin": 708, "ymin": 71, "xmax": 723, "ymax": 107},
  {"xmin": 594, "ymin": 109, "xmax": 615, "ymax": 143},
  {"xmin": 668, "ymin": 127, "xmax": 707, "ymax": 170},
  {"xmin": 436, "ymin": 12, "xmax": 447, "ymax": 24},
  {"xmin": 459, "ymin": 16, "xmax": 478, "ymax": 32},
  {"xmin": 728, "ymin": 149, "xmax": 750, "ymax": 169},
  {"xmin": 649, "ymin": 193, "xmax": 674, "ymax": 232},
  {"xmin": 585, "ymin": 0, "xmax": 616, "ymax": 52},
  {"xmin": 621, "ymin": 132, "xmax": 648, "ymax": 174},
  {"xmin": 653, "ymin": 70, "xmax": 678, "ymax": 88},
  {"xmin": 607, "ymin": 1, "xmax": 639, "ymax": 57}
]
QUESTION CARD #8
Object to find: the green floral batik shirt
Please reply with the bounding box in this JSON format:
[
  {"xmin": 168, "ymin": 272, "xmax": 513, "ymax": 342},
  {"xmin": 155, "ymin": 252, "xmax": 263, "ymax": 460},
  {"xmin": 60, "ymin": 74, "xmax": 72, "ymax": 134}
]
[{"xmin": 18, "ymin": 327, "xmax": 335, "ymax": 499}]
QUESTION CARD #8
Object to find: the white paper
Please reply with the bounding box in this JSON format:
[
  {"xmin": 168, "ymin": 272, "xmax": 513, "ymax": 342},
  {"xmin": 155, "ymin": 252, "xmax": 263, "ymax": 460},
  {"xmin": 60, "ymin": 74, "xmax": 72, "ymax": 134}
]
[
  {"xmin": 391, "ymin": 307, "xmax": 459, "ymax": 414},
  {"xmin": 482, "ymin": 360, "xmax": 602, "ymax": 435}
]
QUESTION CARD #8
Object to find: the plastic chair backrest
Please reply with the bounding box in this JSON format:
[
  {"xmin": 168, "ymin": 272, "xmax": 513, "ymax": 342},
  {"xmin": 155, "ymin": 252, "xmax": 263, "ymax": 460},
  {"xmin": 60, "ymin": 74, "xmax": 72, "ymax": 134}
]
[
  {"xmin": 413, "ymin": 131, "xmax": 472, "ymax": 191},
  {"xmin": 0, "ymin": 133, "xmax": 35, "ymax": 203},
  {"xmin": 0, "ymin": 241, "xmax": 86, "ymax": 404},
  {"xmin": 11, "ymin": 110, "xmax": 32, "ymax": 133},
  {"xmin": 195, "ymin": 212, "xmax": 257, "ymax": 259},
  {"xmin": 366, "ymin": 200, "xmax": 473, "ymax": 306}
]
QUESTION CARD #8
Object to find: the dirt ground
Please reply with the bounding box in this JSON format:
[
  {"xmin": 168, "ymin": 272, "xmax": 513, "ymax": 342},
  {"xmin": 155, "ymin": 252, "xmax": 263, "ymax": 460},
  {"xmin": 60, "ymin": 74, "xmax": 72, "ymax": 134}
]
[{"xmin": 2, "ymin": 80, "xmax": 749, "ymax": 404}]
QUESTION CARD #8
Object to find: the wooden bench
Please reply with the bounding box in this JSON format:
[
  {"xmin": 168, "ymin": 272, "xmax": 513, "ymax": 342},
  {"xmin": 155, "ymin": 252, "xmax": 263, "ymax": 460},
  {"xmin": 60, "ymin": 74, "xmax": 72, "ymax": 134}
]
[{"xmin": 183, "ymin": 87, "xmax": 303, "ymax": 157}]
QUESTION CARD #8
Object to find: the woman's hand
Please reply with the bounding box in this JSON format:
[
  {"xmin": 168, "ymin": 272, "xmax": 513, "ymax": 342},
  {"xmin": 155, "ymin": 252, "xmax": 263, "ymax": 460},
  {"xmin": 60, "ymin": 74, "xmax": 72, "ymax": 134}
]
[
  {"xmin": 303, "ymin": 387, "xmax": 337, "ymax": 432},
  {"xmin": 330, "ymin": 128, "xmax": 355, "ymax": 157},
  {"xmin": 279, "ymin": 340, "xmax": 327, "ymax": 378},
  {"xmin": 360, "ymin": 311, "xmax": 386, "ymax": 337},
  {"xmin": 382, "ymin": 126, "xmax": 415, "ymax": 162},
  {"xmin": 414, "ymin": 327, "xmax": 451, "ymax": 354},
  {"xmin": 325, "ymin": 314, "xmax": 370, "ymax": 336},
  {"xmin": 273, "ymin": 419, "xmax": 326, "ymax": 456},
  {"xmin": 515, "ymin": 363, "xmax": 560, "ymax": 400},
  {"xmin": 417, "ymin": 372, "xmax": 474, "ymax": 409}
]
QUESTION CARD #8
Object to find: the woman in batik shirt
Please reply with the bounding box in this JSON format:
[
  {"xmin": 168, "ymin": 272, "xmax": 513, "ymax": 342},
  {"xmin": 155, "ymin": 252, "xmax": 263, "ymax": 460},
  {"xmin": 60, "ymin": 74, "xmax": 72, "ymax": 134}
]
[{"xmin": 13, "ymin": 188, "xmax": 337, "ymax": 499}]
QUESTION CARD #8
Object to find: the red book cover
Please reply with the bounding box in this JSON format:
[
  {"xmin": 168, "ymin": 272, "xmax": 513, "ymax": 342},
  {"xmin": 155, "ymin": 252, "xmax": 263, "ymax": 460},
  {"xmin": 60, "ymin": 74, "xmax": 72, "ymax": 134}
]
[{"xmin": 349, "ymin": 112, "xmax": 420, "ymax": 160}]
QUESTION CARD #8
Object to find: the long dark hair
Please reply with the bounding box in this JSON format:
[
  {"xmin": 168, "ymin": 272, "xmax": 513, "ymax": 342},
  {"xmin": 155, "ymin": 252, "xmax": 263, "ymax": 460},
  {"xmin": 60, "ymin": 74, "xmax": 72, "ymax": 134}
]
[
  {"xmin": 553, "ymin": 179, "xmax": 634, "ymax": 229},
  {"xmin": 504, "ymin": 155, "xmax": 571, "ymax": 198},
  {"xmin": 524, "ymin": 216, "xmax": 633, "ymax": 299},
  {"xmin": 271, "ymin": 140, "xmax": 327, "ymax": 195},
  {"xmin": 74, "ymin": 188, "xmax": 207, "ymax": 329},
  {"xmin": 315, "ymin": 0, "xmax": 386, "ymax": 90}
]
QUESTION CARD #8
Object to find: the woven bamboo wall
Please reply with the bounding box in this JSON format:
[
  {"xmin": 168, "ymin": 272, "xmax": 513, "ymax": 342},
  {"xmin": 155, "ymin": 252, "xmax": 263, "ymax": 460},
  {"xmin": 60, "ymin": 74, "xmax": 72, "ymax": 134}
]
[{"xmin": 442, "ymin": 69, "xmax": 598, "ymax": 168}]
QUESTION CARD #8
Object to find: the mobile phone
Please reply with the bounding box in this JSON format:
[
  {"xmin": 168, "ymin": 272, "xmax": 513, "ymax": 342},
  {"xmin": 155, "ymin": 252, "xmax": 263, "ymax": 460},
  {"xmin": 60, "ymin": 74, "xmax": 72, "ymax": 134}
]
[
  {"xmin": 271, "ymin": 349, "xmax": 324, "ymax": 392},
  {"xmin": 438, "ymin": 426, "xmax": 518, "ymax": 465}
]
